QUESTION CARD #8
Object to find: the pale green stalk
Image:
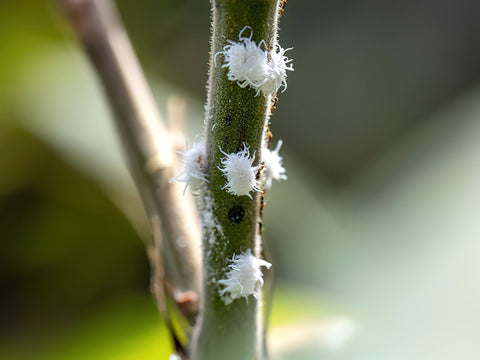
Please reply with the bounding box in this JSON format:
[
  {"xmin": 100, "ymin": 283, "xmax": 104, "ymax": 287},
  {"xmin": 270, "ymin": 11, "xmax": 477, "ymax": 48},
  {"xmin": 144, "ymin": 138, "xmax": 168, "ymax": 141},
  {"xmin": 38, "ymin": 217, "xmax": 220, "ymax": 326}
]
[{"xmin": 191, "ymin": 1, "xmax": 281, "ymax": 359}]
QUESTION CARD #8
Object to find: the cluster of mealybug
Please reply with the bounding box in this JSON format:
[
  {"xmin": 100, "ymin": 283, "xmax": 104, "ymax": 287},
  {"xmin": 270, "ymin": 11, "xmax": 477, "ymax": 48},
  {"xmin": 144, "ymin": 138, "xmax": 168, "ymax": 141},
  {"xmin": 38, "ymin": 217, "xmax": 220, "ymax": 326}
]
[
  {"xmin": 214, "ymin": 26, "xmax": 292, "ymax": 302},
  {"xmin": 218, "ymin": 249, "xmax": 272, "ymax": 305},
  {"xmin": 169, "ymin": 139, "xmax": 207, "ymax": 190},
  {"xmin": 216, "ymin": 26, "xmax": 293, "ymax": 96},
  {"xmin": 170, "ymin": 25, "xmax": 291, "ymax": 305}
]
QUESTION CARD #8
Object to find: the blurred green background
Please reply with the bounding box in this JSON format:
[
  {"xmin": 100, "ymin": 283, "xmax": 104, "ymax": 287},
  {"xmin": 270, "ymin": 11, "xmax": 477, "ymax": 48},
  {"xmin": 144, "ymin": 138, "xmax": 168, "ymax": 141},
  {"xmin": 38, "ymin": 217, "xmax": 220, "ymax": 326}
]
[{"xmin": 2, "ymin": 0, "xmax": 480, "ymax": 359}]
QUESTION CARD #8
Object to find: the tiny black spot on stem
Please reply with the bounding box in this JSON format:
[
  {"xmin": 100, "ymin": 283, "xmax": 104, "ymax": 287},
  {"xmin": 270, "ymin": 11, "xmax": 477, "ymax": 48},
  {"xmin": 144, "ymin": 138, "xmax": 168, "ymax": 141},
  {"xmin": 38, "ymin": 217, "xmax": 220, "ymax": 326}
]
[{"xmin": 228, "ymin": 206, "xmax": 245, "ymax": 224}]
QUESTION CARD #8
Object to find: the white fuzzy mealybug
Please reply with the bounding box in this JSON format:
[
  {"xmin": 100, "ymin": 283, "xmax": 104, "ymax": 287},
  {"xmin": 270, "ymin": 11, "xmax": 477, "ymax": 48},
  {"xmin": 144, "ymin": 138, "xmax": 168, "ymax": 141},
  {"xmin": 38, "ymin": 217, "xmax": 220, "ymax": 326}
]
[
  {"xmin": 263, "ymin": 139, "xmax": 287, "ymax": 188},
  {"xmin": 260, "ymin": 45, "xmax": 294, "ymax": 95},
  {"xmin": 218, "ymin": 249, "xmax": 272, "ymax": 305},
  {"xmin": 169, "ymin": 139, "xmax": 207, "ymax": 189},
  {"xmin": 219, "ymin": 146, "xmax": 261, "ymax": 198},
  {"xmin": 215, "ymin": 26, "xmax": 293, "ymax": 96},
  {"xmin": 217, "ymin": 26, "xmax": 268, "ymax": 91}
]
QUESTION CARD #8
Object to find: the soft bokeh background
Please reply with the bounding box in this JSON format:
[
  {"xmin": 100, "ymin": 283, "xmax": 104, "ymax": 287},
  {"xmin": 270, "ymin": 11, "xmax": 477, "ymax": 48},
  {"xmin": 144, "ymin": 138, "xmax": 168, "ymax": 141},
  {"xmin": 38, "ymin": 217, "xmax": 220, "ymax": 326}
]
[{"xmin": 2, "ymin": 0, "xmax": 480, "ymax": 359}]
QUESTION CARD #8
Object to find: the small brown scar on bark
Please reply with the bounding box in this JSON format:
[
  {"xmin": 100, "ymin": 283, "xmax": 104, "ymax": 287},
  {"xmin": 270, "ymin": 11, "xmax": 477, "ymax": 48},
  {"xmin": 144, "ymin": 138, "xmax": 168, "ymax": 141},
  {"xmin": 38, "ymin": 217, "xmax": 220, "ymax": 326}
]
[
  {"xmin": 270, "ymin": 95, "xmax": 278, "ymax": 115},
  {"xmin": 258, "ymin": 190, "xmax": 266, "ymax": 235},
  {"xmin": 279, "ymin": 0, "xmax": 287, "ymax": 17},
  {"xmin": 256, "ymin": 163, "xmax": 265, "ymax": 181},
  {"xmin": 174, "ymin": 290, "xmax": 200, "ymax": 317},
  {"xmin": 265, "ymin": 126, "xmax": 273, "ymax": 148},
  {"xmin": 259, "ymin": 190, "xmax": 266, "ymax": 214}
]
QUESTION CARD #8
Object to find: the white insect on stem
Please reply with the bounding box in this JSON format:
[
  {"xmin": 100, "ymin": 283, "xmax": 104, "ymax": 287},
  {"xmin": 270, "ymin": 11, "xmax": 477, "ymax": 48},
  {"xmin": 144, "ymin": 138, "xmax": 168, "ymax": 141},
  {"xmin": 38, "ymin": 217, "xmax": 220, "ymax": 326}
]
[
  {"xmin": 218, "ymin": 249, "xmax": 272, "ymax": 305},
  {"xmin": 215, "ymin": 26, "xmax": 293, "ymax": 97},
  {"xmin": 260, "ymin": 45, "xmax": 294, "ymax": 96},
  {"xmin": 215, "ymin": 26, "xmax": 268, "ymax": 91},
  {"xmin": 263, "ymin": 139, "xmax": 287, "ymax": 188},
  {"xmin": 169, "ymin": 138, "xmax": 208, "ymax": 191},
  {"xmin": 218, "ymin": 145, "xmax": 261, "ymax": 198}
]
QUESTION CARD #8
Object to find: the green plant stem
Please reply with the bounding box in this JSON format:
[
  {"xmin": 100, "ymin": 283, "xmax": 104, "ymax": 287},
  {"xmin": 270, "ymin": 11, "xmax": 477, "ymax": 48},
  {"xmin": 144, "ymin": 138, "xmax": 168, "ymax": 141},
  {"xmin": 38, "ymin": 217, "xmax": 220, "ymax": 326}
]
[{"xmin": 192, "ymin": 1, "xmax": 280, "ymax": 359}]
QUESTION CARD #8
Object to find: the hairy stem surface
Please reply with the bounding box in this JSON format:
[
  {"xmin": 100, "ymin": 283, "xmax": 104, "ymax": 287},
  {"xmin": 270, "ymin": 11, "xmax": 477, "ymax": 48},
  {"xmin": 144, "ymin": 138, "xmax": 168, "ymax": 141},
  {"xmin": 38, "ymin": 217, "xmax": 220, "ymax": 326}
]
[{"xmin": 192, "ymin": 1, "xmax": 280, "ymax": 359}]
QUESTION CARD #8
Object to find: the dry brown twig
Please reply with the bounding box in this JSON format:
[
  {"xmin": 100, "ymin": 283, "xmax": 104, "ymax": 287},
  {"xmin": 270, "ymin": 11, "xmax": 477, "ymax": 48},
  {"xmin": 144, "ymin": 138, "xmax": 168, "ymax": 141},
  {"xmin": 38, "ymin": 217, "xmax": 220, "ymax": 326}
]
[{"xmin": 60, "ymin": 0, "xmax": 202, "ymax": 344}]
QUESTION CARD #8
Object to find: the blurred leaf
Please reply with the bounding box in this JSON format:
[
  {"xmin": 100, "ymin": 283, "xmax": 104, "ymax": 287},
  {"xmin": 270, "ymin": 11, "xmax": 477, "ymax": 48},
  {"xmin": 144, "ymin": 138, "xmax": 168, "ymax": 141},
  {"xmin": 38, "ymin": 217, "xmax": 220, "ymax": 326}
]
[
  {"xmin": 0, "ymin": 294, "xmax": 171, "ymax": 360},
  {"xmin": 0, "ymin": 126, "xmax": 149, "ymax": 336}
]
